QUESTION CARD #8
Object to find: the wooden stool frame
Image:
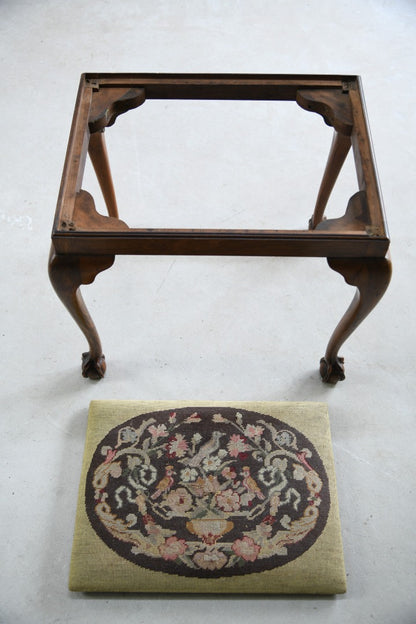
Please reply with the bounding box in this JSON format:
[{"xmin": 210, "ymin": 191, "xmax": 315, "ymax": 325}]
[{"xmin": 49, "ymin": 73, "xmax": 391, "ymax": 382}]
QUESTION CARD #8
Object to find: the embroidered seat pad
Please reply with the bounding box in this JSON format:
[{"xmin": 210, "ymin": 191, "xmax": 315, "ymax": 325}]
[{"xmin": 69, "ymin": 401, "xmax": 346, "ymax": 594}]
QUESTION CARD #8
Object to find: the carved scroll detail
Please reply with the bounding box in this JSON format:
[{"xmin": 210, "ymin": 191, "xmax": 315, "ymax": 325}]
[
  {"xmin": 296, "ymin": 89, "xmax": 353, "ymax": 136},
  {"xmin": 67, "ymin": 190, "xmax": 129, "ymax": 232},
  {"xmin": 315, "ymin": 191, "xmax": 370, "ymax": 232},
  {"xmin": 89, "ymin": 87, "xmax": 146, "ymax": 133}
]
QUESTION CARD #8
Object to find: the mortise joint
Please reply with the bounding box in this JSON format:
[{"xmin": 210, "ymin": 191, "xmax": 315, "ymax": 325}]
[{"xmin": 86, "ymin": 79, "xmax": 100, "ymax": 91}]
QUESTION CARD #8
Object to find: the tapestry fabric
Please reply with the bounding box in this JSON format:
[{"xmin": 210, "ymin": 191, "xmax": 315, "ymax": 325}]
[{"xmin": 69, "ymin": 401, "xmax": 346, "ymax": 593}]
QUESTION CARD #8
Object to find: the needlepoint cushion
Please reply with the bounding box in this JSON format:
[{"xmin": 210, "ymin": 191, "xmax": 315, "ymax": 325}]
[{"xmin": 69, "ymin": 401, "xmax": 346, "ymax": 593}]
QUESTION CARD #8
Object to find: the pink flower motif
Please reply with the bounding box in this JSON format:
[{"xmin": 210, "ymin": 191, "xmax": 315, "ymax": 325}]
[
  {"xmin": 169, "ymin": 412, "xmax": 177, "ymax": 423},
  {"xmin": 216, "ymin": 488, "xmax": 241, "ymax": 512},
  {"xmin": 159, "ymin": 536, "xmax": 187, "ymax": 561},
  {"xmin": 167, "ymin": 433, "xmax": 188, "ymax": 458},
  {"xmin": 232, "ymin": 536, "xmax": 260, "ymax": 562},
  {"xmin": 227, "ymin": 434, "xmax": 248, "ymax": 458},
  {"xmin": 185, "ymin": 412, "xmax": 201, "ymax": 423},
  {"xmin": 148, "ymin": 424, "xmax": 169, "ymax": 440},
  {"xmin": 165, "ymin": 488, "xmax": 193, "ymax": 514},
  {"xmin": 244, "ymin": 424, "xmax": 264, "ymax": 439}
]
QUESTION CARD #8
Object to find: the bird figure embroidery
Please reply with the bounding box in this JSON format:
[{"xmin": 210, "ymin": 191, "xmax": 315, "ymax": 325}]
[
  {"xmin": 151, "ymin": 465, "xmax": 175, "ymax": 500},
  {"xmin": 187, "ymin": 431, "xmax": 225, "ymax": 467},
  {"xmin": 241, "ymin": 466, "xmax": 265, "ymax": 500}
]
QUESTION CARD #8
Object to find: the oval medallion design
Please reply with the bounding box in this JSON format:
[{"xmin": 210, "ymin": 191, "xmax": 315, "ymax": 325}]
[{"xmin": 85, "ymin": 407, "xmax": 330, "ymax": 577}]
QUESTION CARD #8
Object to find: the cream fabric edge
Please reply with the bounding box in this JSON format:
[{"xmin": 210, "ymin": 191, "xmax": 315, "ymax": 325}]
[{"xmin": 69, "ymin": 400, "xmax": 346, "ymax": 594}]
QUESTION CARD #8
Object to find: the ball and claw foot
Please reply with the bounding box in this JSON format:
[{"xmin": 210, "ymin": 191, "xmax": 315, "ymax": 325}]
[
  {"xmin": 82, "ymin": 352, "xmax": 106, "ymax": 380},
  {"xmin": 320, "ymin": 356, "xmax": 345, "ymax": 384}
]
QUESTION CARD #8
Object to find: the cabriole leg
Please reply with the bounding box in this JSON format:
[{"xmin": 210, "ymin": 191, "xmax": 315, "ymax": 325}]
[
  {"xmin": 48, "ymin": 244, "xmax": 115, "ymax": 379},
  {"xmin": 320, "ymin": 256, "xmax": 392, "ymax": 383}
]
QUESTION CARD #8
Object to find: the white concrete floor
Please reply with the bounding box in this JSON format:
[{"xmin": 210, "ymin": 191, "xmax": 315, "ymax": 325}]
[{"xmin": 1, "ymin": 1, "xmax": 415, "ymax": 622}]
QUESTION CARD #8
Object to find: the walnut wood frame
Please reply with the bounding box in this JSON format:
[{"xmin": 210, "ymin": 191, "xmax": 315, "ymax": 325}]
[{"xmin": 49, "ymin": 73, "xmax": 391, "ymax": 382}]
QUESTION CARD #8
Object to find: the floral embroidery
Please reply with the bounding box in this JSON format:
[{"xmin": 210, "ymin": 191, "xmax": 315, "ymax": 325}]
[
  {"xmin": 202, "ymin": 455, "xmax": 221, "ymax": 472},
  {"xmin": 148, "ymin": 424, "xmax": 169, "ymax": 440},
  {"xmin": 244, "ymin": 424, "xmax": 264, "ymax": 439},
  {"xmin": 189, "ymin": 474, "xmax": 220, "ymax": 497},
  {"xmin": 167, "ymin": 434, "xmax": 188, "ymax": 458},
  {"xmin": 180, "ymin": 467, "xmax": 198, "ymax": 482},
  {"xmin": 215, "ymin": 489, "xmax": 241, "ymax": 512},
  {"xmin": 232, "ymin": 536, "xmax": 261, "ymax": 561},
  {"xmin": 227, "ymin": 434, "xmax": 249, "ymax": 458},
  {"xmin": 86, "ymin": 407, "xmax": 330, "ymax": 578},
  {"xmin": 117, "ymin": 426, "xmax": 139, "ymax": 445},
  {"xmin": 165, "ymin": 488, "xmax": 193, "ymax": 514},
  {"xmin": 159, "ymin": 536, "xmax": 187, "ymax": 561},
  {"xmin": 185, "ymin": 412, "xmax": 201, "ymax": 423}
]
